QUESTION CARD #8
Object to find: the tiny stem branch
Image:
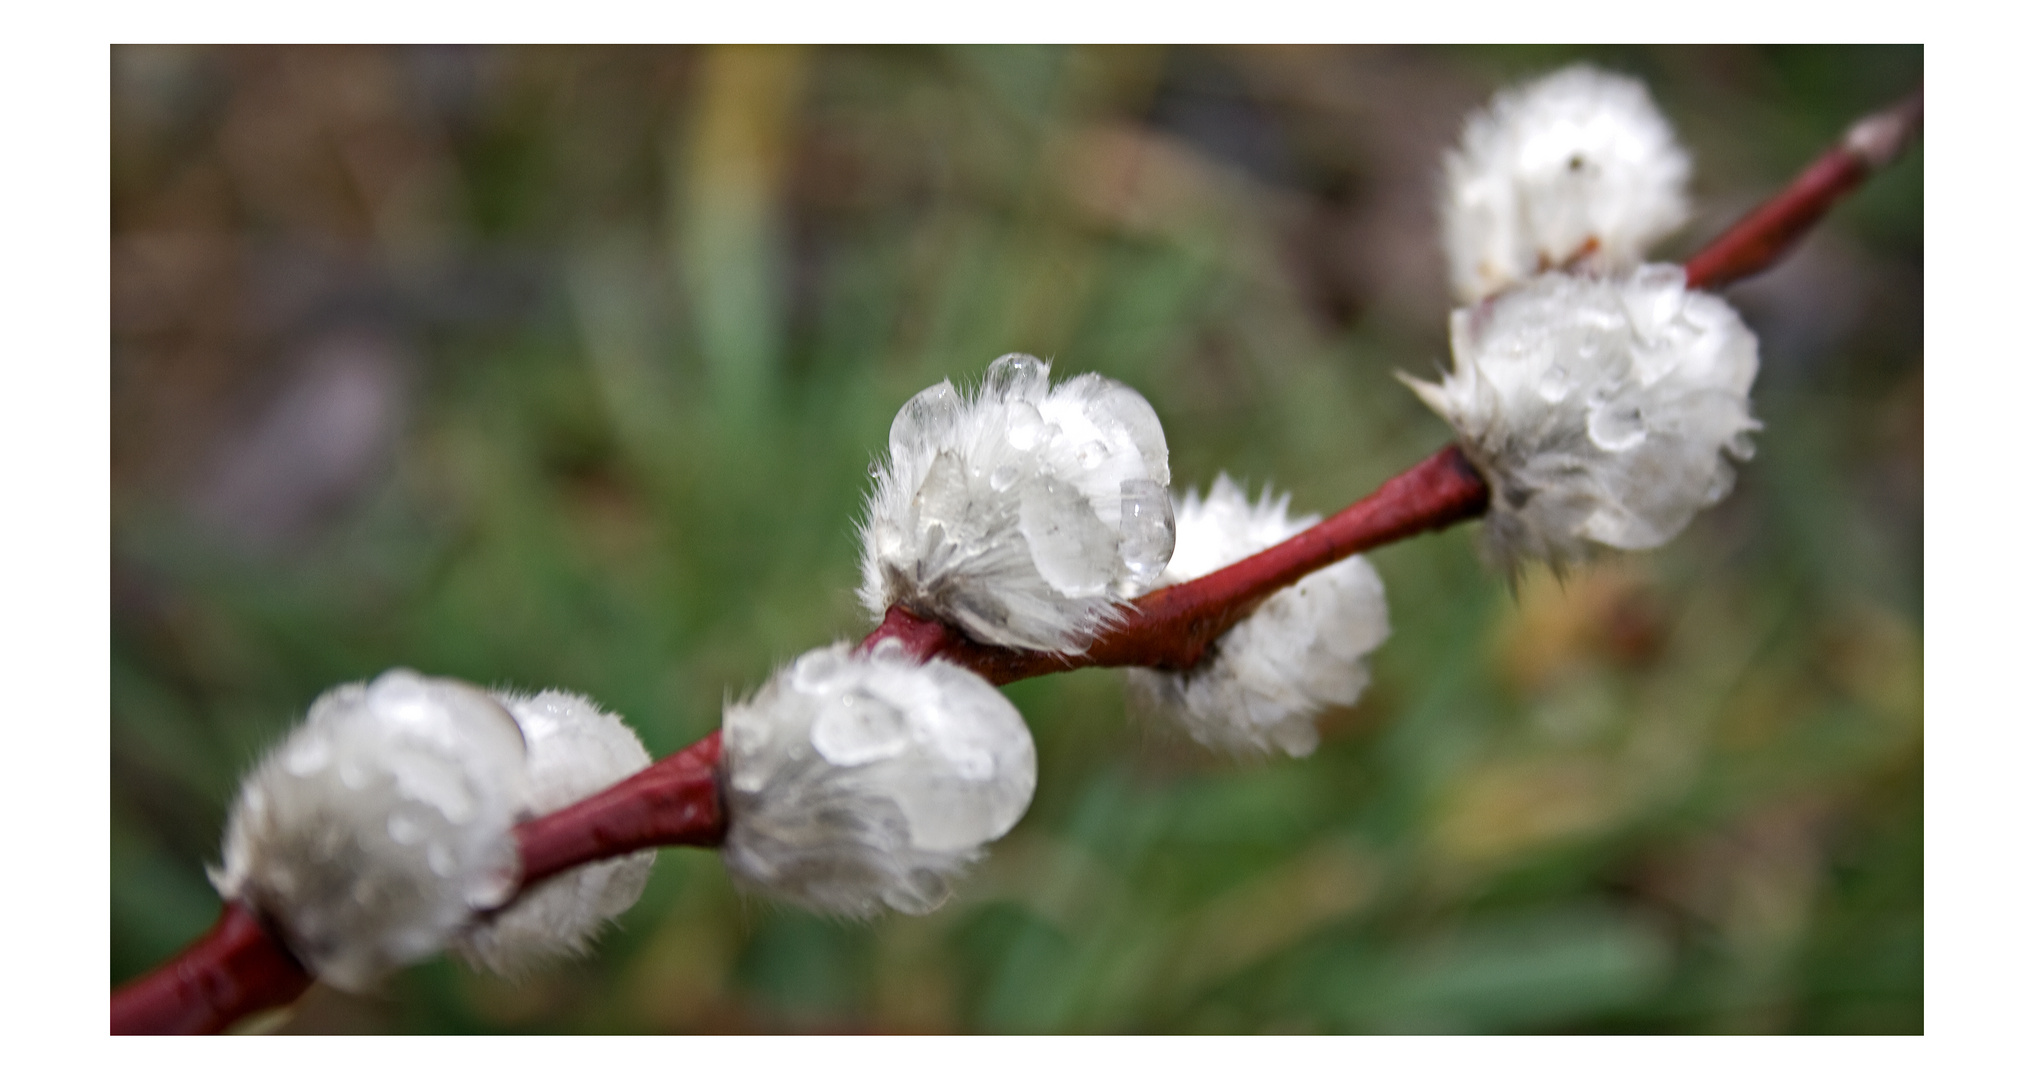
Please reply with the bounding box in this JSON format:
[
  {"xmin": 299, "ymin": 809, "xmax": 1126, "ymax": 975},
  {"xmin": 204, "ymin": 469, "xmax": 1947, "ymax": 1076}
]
[{"xmin": 1683, "ymin": 87, "xmax": 1921, "ymax": 291}]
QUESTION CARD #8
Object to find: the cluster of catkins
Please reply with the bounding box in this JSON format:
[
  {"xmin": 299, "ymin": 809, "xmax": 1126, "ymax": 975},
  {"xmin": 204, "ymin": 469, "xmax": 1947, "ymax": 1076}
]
[
  {"xmin": 211, "ymin": 64, "xmax": 1760, "ymax": 992},
  {"xmin": 1423, "ymin": 65, "xmax": 1761, "ymax": 570},
  {"xmin": 212, "ymin": 670, "xmax": 656, "ymax": 991}
]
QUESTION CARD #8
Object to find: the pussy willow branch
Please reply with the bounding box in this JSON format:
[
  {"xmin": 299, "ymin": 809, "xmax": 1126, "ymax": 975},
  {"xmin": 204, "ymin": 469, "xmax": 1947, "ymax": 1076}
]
[
  {"xmin": 1683, "ymin": 88, "xmax": 1921, "ymax": 291},
  {"xmin": 112, "ymin": 738, "xmax": 726, "ymax": 1035},
  {"xmin": 860, "ymin": 444, "xmax": 1489, "ymax": 681},
  {"xmin": 110, "ymin": 903, "xmax": 313, "ymax": 1035},
  {"xmin": 512, "ymin": 731, "xmax": 726, "ymax": 888},
  {"xmin": 112, "ymin": 84, "xmax": 1920, "ymax": 1036}
]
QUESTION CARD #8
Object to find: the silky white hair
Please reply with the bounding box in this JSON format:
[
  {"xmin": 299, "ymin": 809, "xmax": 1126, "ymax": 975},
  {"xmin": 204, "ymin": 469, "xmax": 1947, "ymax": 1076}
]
[
  {"xmin": 859, "ymin": 353, "xmax": 1174, "ymax": 653},
  {"xmin": 1443, "ymin": 64, "xmax": 1691, "ymax": 303},
  {"xmin": 721, "ymin": 642, "xmax": 1037, "ymax": 917},
  {"xmin": 1127, "ymin": 476, "xmax": 1390, "ymax": 757},
  {"xmin": 1405, "ymin": 266, "xmax": 1761, "ymax": 572}
]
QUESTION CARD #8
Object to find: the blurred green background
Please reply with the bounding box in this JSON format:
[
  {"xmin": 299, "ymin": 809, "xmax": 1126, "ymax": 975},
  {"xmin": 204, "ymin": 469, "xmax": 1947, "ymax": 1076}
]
[{"xmin": 111, "ymin": 45, "xmax": 1922, "ymax": 1033}]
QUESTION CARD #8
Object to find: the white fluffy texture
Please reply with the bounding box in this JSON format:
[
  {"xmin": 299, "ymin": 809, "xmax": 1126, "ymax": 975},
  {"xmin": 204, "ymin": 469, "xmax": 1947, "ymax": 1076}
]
[
  {"xmin": 1443, "ymin": 64, "xmax": 1691, "ymax": 303},
  {"xmin": 1405, "ymin": 266, "xmax": 1761, "ymax": 569},
  {"xmin": 1125, "ymin": 476, "xmax": 1390, "ymax": 758},
  {"xmin": 454, "ymin": 690, "xmax": 655, "ymax": 976},
  {"xmin": 721, "ymin": 642, "xmax": 1037, "ymax": 917},
  {"xmin": 859, "ymin": 353, "xmax": 1175, "ymax": 653},
  {"xmin": 211, "ymin": 670, "xmax": 529, "ymax": 992}
]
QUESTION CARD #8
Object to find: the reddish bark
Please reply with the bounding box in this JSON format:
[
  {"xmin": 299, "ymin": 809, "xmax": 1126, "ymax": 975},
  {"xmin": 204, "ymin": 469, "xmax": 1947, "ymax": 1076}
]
[
  {"xmin": 1684, "ymin": 88, "xmax": 1921, "ymax": 291},
  {"xmin": 511, "ymin": 730, "xmax": 726, "ymax": 890},
  {"xmin": 861, "ymin": 444, "xmax": 1491, "ymax": 683},
  {"xmin": 111, "ymin": 732, "xmax": 728, "ymax": 1035},
  {"xmin": 110, "ymin": 903, "xmax": 312, "ymax": 1035}
]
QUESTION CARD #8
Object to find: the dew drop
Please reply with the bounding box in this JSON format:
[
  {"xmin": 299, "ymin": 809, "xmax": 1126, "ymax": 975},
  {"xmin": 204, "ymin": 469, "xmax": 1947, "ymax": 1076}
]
[
  {"xmin": 1090, "ymin": 383, "xmax": 1168, "ymax": 485},
  {"xmin": 983, "ymin": 353, "xmax": 1049, "ymax": 403},
  {"xmin": 1116, "ymin": 478, "xmax": 1176, "ymax": 583},
  {"xmin": 1019, "ymin": 474, "xmax": 1114, "ymax": 596},
  {"xmin": 394, "ymin": 756, "xmax": 477, "ymax": 825},
  {"xmin": 1535, "ymin": 363, "xmax": 1573, "ymax": 402},
  {"xmin": 989, "ymin": 464, "xmax": 1018, "ymax": 491},
  {"xmin": 889, "ymin": 381, "xmax": 961, "ymax": 458},
  {"xmin": 1621, "ymin": 269, "xmax": 1685, "ymax": 340},
  {"xmin": 1586, "ymin": 399, "xmax": 1648, "ymax": 451},
  {"xmin": 790, "ymin": 648, "xmax": 848, "ymax": 694},
  {"xmin": 904, "ymin": 868, "xmax": 952, "ymax": 908},
  {"xmin": 1004, "ymin": 402, "xmax": 1044, "ymax": 451},
  {"xmin": 811, "ymin": 690, "xmax": 913, "ymax": 766},
  {"xmin": 913, "ymin": 450, "xmax": 971, "ymax": 532},
  {"xmin": 366, "ymin": 669, "xmax": 434, "ymax": 726},
  {"xmin": 888, "ymin": 722, "xmax": 1030, "ymax": 852},
  {"xmin": 946, "ymin": 742, "xmax": 995, "ymax": 782}
]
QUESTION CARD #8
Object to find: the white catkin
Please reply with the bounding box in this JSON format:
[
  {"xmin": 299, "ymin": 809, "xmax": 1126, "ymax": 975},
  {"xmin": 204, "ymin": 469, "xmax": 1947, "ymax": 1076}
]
[
  {"xmin": 211, "ymin": 670, "xmax": 529, "ymax": 992},
  {"xmin": 1403, "ymin": 266, "xmax": 1761, "ymax": 571},
  {"xmin": 1126, "ymin": 476, "xmax": 1390, "ymax": 757},
  {"xmin": 721, "ymin": 642, "xmax": 1037, "ymax": 917},
  {"xmin": 1442, "ymin": 64, "xmax": 1691, "ymax": 304},
  {"xmin": 453, "ymin": 689, "xmax": 655, "ymax": 976},
  {"xmin": 859, "ymin": 353, "xmax": 1175, "ymax": 653}
]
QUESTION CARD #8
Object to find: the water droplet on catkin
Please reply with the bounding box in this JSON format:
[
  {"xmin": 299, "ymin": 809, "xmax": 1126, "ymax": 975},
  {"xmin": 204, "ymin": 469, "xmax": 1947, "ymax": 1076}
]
[
  {"xmin": 1536, "ymin": 363, "xmax": 1573, "ymax": 402},
  {"xmin": 983, "ymin": 353, "xmax": 1048, "ymax": 403},
  {"xmin": 1586, "ymin": 400, "xmax": 1647, "ymax": 451},
  {"xmin": 1117, "ymin": 479, "xmax": 1176, "ymax": 582},
  {"xmin": 890, "ymin": 381, "xmax": 961, "ymax": 458}
]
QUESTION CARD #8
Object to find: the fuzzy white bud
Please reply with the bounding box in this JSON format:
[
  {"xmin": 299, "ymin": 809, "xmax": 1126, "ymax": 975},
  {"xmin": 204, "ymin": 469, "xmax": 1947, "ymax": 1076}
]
[
  {"xmin": 1442, "ymin": 64, "xmax": 1691, "ymax": 303},
  {"xmin": 453, "ymin": 690, "xmax": 655, "ymax": 976},
  {"xmin": 721, "ymin": 642, "xmax": 1037, "ymax": 917},
  {"xmin": 1126, "ymin": 476, "xmax": 1390, "ymax": 757},
  {"xmin": 859, "ymin": 353, "xmax": 1175, "ymax": 653},
  {"xmin": 1404, "ymin": 266, "xmax": 1761, "ymax": 570},
  {"xmin": 211, "ymin": 670, "xmax": 529, "ymax": 992}
]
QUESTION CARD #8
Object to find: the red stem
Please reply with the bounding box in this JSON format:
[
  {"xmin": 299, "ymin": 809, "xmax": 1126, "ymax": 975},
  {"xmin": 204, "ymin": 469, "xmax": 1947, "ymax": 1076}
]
[
  {"xmin": 111, "ymin": 732, "xmax": 727, "ymax": 1034},
  {"xmin": 110, "ymin": 903, "xmax": 312, "ymax": 1035},
  {"xmin": 512, "ymin": 730, "xmax": 726, "ymax": 890},
  {"xmin": 861, "ymin": 444, "xmax": 1491, "ymax": 683},
  {"xmin": 1684, "ymin": 88, "xmax": 1921, "ymax": 291}
]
